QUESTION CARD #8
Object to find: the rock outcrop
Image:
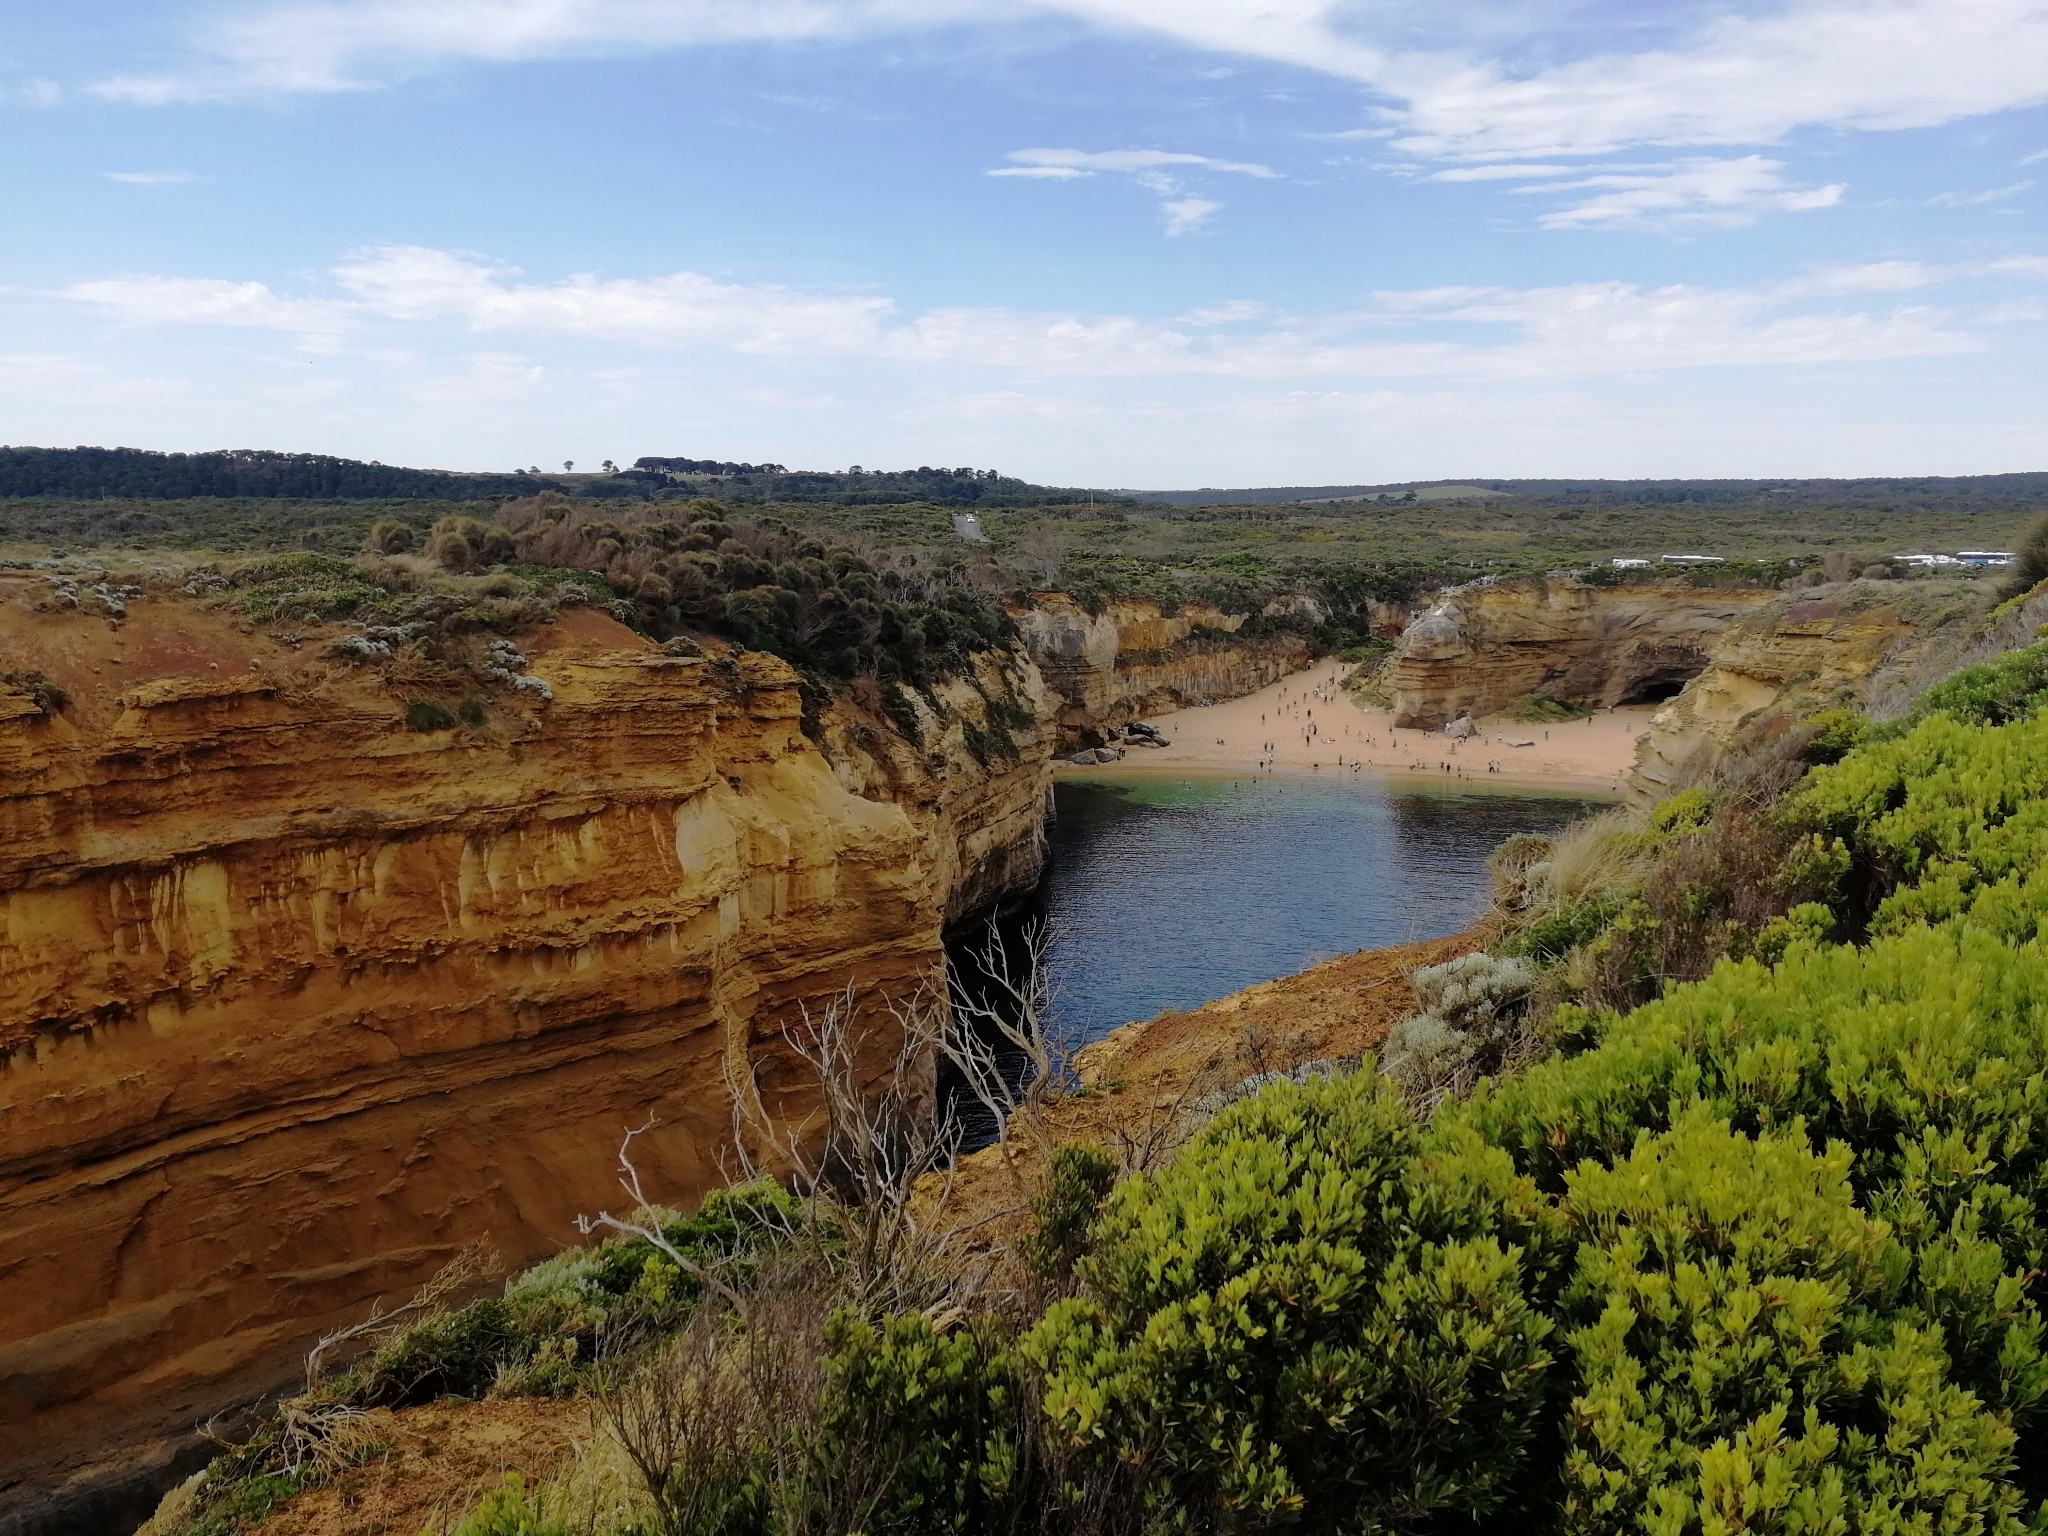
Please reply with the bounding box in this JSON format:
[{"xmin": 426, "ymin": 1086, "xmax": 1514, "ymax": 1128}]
[
  {"xmin": 1011, "ymin": 594, "xmax": 1313, "ymax": 743},
  {"xmin": 1626, "ymin": 579, "xmax": 2007, "ymax": 801},
  {"xmin": 0, "ymin": 594, "xmax": 1053, "ymax": 1528},
  {"xmin": 1385, "ymin": 577, "xmax": 1779, "ymax": 729}
]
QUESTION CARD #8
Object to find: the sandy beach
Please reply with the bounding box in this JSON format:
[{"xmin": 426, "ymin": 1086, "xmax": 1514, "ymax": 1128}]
[{"xmin": 1066, "ymin": 659, "xmax": 1651, "ymax": 795}]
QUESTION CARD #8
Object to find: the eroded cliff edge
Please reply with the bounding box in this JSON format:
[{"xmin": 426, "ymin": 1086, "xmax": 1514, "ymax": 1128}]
[
  {"xmin": 1011, "ymin": 594, "xmax": 1315, "ymax": 744},
  {"xmin": 1385, "ymin": 576, "xmax": 1779, "ymax": 729},
  {"xmin": 0, "ymin": 595, "xmax": 1055, "ymax": 1522}
]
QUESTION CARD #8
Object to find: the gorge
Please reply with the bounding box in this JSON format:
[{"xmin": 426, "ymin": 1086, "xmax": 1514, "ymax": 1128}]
[
  {"xmin": 0, "ymin": 578, "xmax": 1357, "ymax": 1532},
  {"xmin": 1, "ymin": 562, "xmax": 1984, "ymax": 1533}
]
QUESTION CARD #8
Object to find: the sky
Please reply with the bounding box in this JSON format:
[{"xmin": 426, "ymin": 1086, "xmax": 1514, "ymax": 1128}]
[{"xmin": 3, "ymin": 0, "xmax": 2047, "ymax": 487}]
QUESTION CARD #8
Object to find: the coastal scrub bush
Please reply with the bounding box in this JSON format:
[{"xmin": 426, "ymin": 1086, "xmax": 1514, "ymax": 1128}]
[
  {"xmin": 1449, "ymin": 919, "xmax": 2048, "ymax": 1481},
  {"xmin": 1904, "ymin": 635, "xmax": 2048, "ymax": 728},
  {"xmin": 1381, "ymin": 952, "xmax": 1542, "ymax": 1098},
  {"xmin": 2000, "ymin": 508, "xmax": 2048, "ymax": 599},
  {"xmin": 404, "ymin": 698, "xmax": 458, "ymax": 732},
  {"xmin": 448, "ymin": 1476, "xmax": 569, "ymax": 1536},
  {"xmin": 0, "ymin": 668, "xmax": 67, "ymax": 714},
  {"xmin": 1559, "ymin": 1109, "xmax": 2026, "ymax": 1535},
  {"xmin": 1790, "ymin": 707, "xmax": 2048, "ymax": 940},
  {"xmin": 1018, "ymin": 1142, "xmax": 1118, "ymax": 1288},
  {"xmin": 811, "ymin": 1311, "xmax": 1019, "ymax": 1535},
  {"xmin": 1026, "ymin": 1072, "xmax": 1559, "ymax": 1531}
]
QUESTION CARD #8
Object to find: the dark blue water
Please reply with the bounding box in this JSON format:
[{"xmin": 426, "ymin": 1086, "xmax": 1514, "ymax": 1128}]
[{"xmin": 1030, "ymin": 774, "xmax": 1602, "ymax": 1045}]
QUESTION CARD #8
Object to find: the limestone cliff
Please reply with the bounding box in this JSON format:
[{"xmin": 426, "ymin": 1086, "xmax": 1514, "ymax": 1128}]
[
  {"xmin": 1386, "ymin": 576, "xmax": 1779, "ymax": 729},
  {"xmin": 0, "ymin": 590, "xmax": 1052, "ymax": 1526},
  {"xmin": 1626, "ymin": 579, "xmax": 2001, "ymax": 801},
  {"xmin": 1011, "ymin": 594, "xmax": 1313, "ymax": 744}
]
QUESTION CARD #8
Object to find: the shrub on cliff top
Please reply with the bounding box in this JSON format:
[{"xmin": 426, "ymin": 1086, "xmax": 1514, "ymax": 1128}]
[
  {"xmin": 1026, "ymin": 1072, "xmax": 1559, "ymax": 1530},
  {"xmin": 1560, "ymin": 1109, "xmax": 2027, "ymax": 1536}
]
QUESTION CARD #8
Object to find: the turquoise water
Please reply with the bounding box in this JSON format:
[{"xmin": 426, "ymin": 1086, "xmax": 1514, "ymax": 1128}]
[{"xmin": 1027, "ymin": 774, "xmax": 1603, "ymax": 1046}]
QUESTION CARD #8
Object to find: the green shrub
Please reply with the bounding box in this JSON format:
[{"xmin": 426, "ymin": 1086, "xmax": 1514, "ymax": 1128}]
[
  {"xmin": 1026, "ymin": 1072, "xmax": 1559, "ymax": 1530},
  {"xmin": 0, "ymin": 668, "xmax": 67, "ymax": 714},
  {"xmin": 1450, "ymin": 920, "xmax": 2048, "ymax": 1466},
  {"xmin": 1791, "ymin": 708, "xmax": 2048, "ymax": 940},
  {"xmin": 1500, "ymin": 894, "xmax": 1626, "ymax": 964},
  {"xmin": 405, "ymin": 698, "xmax": 458, "ymax": 732},
  {"xmin": 364, "ymin": 518, "xmax": 414, "ymax": 555},
  {"xmin": 448, "ymin": 1475, "xmax": 568, "ymax": 1536},
  {"xmin": 1908, "ymin": 636, "xmax": 2048, "ymax": 727},
  {"xmin": 1508, "ymin": 693, "xmax": 1594, "ymax": 723},
  {"xmin": 1560, "ymin": 1109, "xmax": 2025, "ymax": 1535},
  {"xmin": 353, "ymin": 1298, "xmax": 515, "ymax": 1408},
  {"xmin": 1019, "ymin": 1143, "xmax": 1117, "ymax": 1286},
  {"xmin": 813, "ymin": 1311, "xmax": 1017, "ymax": 1535},
  {"xmin": 1999, "ymin": 508, "xmax": 2048, "ymax": 600},
  {"xmin": 1646, "ymin": 785, "xmax": 1712, "ymax": 834}
]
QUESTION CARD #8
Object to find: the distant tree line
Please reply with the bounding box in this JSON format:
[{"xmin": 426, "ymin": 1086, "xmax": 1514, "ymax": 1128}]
[
  {"xmin": 0, "ymin": 446, "xmax": 564, "ymax": 502},
  {"xmin": 616, "ymin": 459, "xmax": 1127, "ymax": 509}
]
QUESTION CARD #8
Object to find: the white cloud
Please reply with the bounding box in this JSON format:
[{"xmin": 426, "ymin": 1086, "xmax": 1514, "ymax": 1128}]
[
  {"xmin": 330, "ymin": 245, "xmax": 894, "ymax": 353},
  {"xmin": 102, "ymin": 171, "xmax": 201, "ymax": 186},
  {"xmin": 56, "ymin": 275, "xmax": 355, "ymax": 334},
  {"xmin": 1178, "ymin": 300, "xmax": 1270, "ymax": 325},
  {"xmin": 1519, "ymin": 156, "xmax": 1845, "ymax": 231},
  {"xmin": 98, "ymin": 0, "xmax": 2048, "ymax": 175},
  {"xmin": 1928, "ymin": 180, "xmax": 2036, "ymax": 206},
  {"xmin": 90, "ymin": 0, "xmax": 1387, "ymax": 102},
  {"xmin": 3, "ymin": 79, "xmax": 63, "ymax": 107},
  {"xmin": 998, "ymin": 147, "xmax": 1278, "ymax": 178},
  {"xmin": 988, "ymin": 146, "xmax": 1272, "ymax": 235},
  {"xmin": 45, "ymin": 243, "xmax": 2019, "ymax": 385},
  {"xmin": 1428, "ymin": 163, "xmax": 1576, "ymax": 182},
  {"xmin": 1382, "ymin": 0, "xmax": 2048, "ymax": 160},
  {"xmin": 1160, "ymin": 197, "xmax": 1223, "ymax": 235}
]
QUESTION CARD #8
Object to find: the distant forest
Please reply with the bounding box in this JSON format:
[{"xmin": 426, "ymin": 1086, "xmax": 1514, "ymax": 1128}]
[
  {"xmin": 0, "ymin": 447, "xmax": 562, "ymax": 502},
  {"xmin": 0, "ymin": 446, "xmax": 1118, "ymax": 510},
  {"xmin": 1133, "ymin": 473, "xmax": 2048, "ymax": 513},
  {"xmin": 616, "ymin": 458, "xmax": 1121, "ymax": 508}
]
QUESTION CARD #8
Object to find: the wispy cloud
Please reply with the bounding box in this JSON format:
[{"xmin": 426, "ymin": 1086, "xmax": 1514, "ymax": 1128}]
[
  {"xmin": 986, "ymin": 147, "xmax": 1273, "ymax": 235},
  {"xmin": 1160, "ymin": 197, "xmax": 1223, "ymax": 236},
  {"xmin": 993, "ymin": 148, "xmax": 1278, "ymax": 179},
  {"xmin": 86, "ymin": 0, "xmax": 1387, "ymax": 103},
  {"xmin": 1928, "ymin": 180, "xmax": 2036, "ymax": 207},
  {"xmin": 58, "ymin": 274, "xmax": 354, "ymax": 334},
  {"xmin": 1379, "ymin": 0, "xmax": 2048, "ymax": 160},
  {"xmin": 1428, "ymin": 163, "xmax": 1577, "ymax": 182},
  {"xmin": 93, "ymin": 0, "xmax": 2048, "ymax": 172},
  {"xmin": 102, "ymin": 170, "xmax": 201, "ymax": 186},
  {"xmin": 1521, "ymin": 156, "xmax": 1845, "ymax": 231},
  {"xmin": 50, "ymin": 242, "xmax": 2035, "ymax": 383}
]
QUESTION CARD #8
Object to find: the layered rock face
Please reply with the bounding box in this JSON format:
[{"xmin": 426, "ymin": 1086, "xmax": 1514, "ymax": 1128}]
[
  {"xmin": 1386, "ymin": 577, "xmax": 1779, "ymax": 729},
  {"xmin": 1625, "ymin": 583, "xmax": 1982, "ymax": 800},
  {"xmin": 1012, "ymin": 594, "xmax": 1313, "ymax": 743},
  {"xmin": 0, "ymin": 598, "xmax": 1052, "ymax": 1525}
]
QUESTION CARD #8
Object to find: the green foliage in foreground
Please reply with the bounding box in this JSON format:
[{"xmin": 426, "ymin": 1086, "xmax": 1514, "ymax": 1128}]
[
  {"xmin": 1793, "ymin": 707, "xmax": 2048, "ymax": 941},
  {"xmin": 189, "ymin": 639, "xmax": 2048, "ymax": 1536},
  {"xmin": 1901, "ymin": 635, "xmax": 2048, "ymax": 729},
  {"xmin": 1028, "ymin": 1074, "xmax": 1559, "ymax": 1530}
]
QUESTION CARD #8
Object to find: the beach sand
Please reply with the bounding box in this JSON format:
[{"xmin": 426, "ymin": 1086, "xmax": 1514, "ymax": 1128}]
[{"xmin": 1067, "ymin": 659, "xmax": 1652, "ymax": 795}]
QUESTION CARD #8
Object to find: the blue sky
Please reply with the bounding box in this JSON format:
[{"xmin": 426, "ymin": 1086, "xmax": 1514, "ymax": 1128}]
[{"xmin": 4, "ymin": 1, "xmax": 2046, "ymax": 486}]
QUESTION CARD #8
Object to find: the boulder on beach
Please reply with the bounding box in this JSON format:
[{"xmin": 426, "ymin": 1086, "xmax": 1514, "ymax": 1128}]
[{"xmin": 1443, "ymin": 714, "xmax": 1476, "ymax": 740}]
